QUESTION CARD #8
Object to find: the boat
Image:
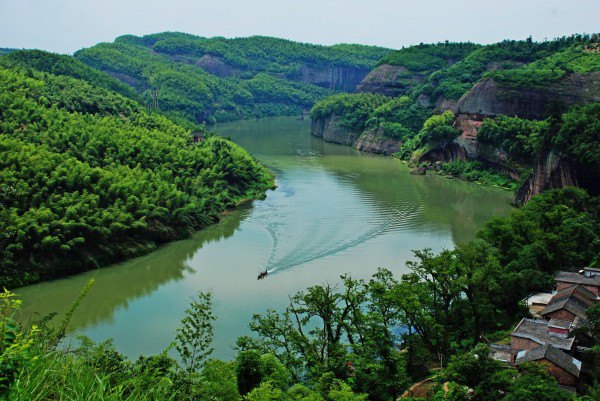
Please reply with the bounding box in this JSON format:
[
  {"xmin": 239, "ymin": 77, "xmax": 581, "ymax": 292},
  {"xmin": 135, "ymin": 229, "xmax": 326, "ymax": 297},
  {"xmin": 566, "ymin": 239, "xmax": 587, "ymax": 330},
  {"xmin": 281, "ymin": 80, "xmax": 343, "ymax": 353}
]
[{"xmin": 257, "ymin": 270, "xmax": 268, "ymax": 280}]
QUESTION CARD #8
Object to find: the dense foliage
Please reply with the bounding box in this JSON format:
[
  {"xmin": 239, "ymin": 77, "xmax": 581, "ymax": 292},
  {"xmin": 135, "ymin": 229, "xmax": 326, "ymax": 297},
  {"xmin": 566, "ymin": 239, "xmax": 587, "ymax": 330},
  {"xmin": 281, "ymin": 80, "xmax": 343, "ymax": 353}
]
[
  {"xmin": 138, "ymin": 32, "xmax": 392, "ymax": 70},
  {"xmin": 553, "ymin": 102, "xmax": 600, "ymax": 168},
  {"xmin": 487, "ymin": 44, "xmax": 600, "ymax": 88},
  {"xmin": 311, "ymin": 34, "xmax": 600, "ymax": 191},
  {"xmin": 73, "ymin": 33, "xmax": 392, "ymax": 124},
  {"xmin": 3, "ymin": 189, "xmax": 598, "ymax": 400},
  {"xmin": 478, "ymin": 115, "xmax": 550, "ymax": 161},
  {"xmin": 378, "ymin": 42, "xmax": 481, "ymax": 72},
  {"xmin": 0, "ymin": 50, "xmax": 140, "ymax": 100},
  {"xmin": 0, "ymin": 65, "xmax": 273, "ymax": 289},
  {"xmin": 310, "ymin": 93, "xmax": 431, "ymax": 142}
]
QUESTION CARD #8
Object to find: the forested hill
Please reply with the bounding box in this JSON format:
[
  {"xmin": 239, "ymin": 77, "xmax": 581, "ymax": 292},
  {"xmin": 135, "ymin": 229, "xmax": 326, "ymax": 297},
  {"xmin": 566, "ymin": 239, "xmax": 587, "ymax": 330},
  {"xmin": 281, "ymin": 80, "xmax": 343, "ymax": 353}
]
[
  {"xmin": 1, "ymin": 50, "xmax": 140, "ymax": 100},
  {"xmin": 73, "ymin": 32, "xmax": 392, "ymax": 124},
  {"xmin": 311, "ymin": 34, "xmax": 600, "ymax": 202},
  {"xmin": 0, "ymin": 61, "xmax": 274, "ymax": 289}
]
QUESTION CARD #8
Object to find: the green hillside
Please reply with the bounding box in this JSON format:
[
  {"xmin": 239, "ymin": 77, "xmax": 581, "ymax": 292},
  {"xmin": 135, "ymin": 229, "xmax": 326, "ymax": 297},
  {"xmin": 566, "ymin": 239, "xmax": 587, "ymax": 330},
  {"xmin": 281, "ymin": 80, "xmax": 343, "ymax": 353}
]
[
  {"xmin": 0, "ymin": 64, "xmax": 273, "ymax": 289},
  {"xmin": 73, "ymin": 32, "xmax": 392, "ymax": 124}
]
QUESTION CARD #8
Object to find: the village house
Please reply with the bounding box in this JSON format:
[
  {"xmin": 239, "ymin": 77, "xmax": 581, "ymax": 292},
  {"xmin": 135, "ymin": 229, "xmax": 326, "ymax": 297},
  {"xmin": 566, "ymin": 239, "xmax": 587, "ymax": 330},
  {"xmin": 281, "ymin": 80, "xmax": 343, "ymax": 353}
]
[
  {"xmin": 515, "ymin": 344, "xmax": 582, "ymax": 387},
  {"xmin": 541, "ymin": 284, "xmax": 596, "ymax": 323},
  {"xmin": 510, "ymin": 318, "xmax": 576, "ymax": 356},
  {"xmin": 555, "ymin": 271, "xmax": 600, "ymax": 295}
]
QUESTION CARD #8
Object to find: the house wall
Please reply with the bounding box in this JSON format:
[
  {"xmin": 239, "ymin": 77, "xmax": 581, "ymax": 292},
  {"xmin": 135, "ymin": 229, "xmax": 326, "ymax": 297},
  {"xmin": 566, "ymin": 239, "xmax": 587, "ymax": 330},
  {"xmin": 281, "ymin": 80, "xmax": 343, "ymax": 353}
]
[
  {"xmin": 549, "ymin": 326, "xmax": 570, "ymax": 337},
  {"xmin": 539, "ymin": 360, "xmax": 577, "ymax": 386},
  {"xmin": 546, "ymin": 309, "xmax": 577, "ymax": 322}
]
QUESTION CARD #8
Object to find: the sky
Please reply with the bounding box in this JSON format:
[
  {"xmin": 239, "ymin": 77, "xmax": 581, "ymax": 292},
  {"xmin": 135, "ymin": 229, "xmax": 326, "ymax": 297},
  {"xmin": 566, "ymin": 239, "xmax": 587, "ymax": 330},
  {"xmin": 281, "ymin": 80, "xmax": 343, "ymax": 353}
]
[{"xmin": 0, "ymin": 0, "xmax": 598, "ymax": 54}]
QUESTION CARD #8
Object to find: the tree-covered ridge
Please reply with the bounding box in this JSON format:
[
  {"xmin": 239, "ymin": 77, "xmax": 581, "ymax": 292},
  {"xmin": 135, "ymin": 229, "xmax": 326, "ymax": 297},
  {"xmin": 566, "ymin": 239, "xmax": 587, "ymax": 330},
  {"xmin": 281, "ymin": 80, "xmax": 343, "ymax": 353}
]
[
  {"xmin": 0, "ymin": 48, "xmax": 17, "ymax": 55},
  {"xmin": 377, "ymin": 34, "xmax": 598, "ymax": 100},
  {"xmin": 0, "ymin": 65, "xmax": 274, "ymax": 289},
  {"xmin": 486, "ymin": 44, "xmax": 600, "ymax": 88},
  {"xmin": 378, "ymin": 42, "xmax": 481, "ymax": 72},
  {"xmin": 311, "ymin": 34, "xmax": 600, "ymax": 189},
  {"xmin": 74, "ymin": 39, "xmax": 336, "ymax": 124},
  {"xmin": 0, "ymin": 50, "xmax": 140, "ymax": 100},
  {"xmin": 119, "ymin": 32, "xmax": 392, "ymax": 70}
]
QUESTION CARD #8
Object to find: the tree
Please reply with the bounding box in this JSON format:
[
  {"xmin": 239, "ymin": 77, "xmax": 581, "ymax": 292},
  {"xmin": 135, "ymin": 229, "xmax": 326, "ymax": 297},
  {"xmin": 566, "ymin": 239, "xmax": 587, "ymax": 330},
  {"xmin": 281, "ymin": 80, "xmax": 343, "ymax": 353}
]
[
  {"xmin": 236, "ymin": 350, "xmax": 264, "ymax": 395},
  {"xmin": 175, "ymin": 292, "xmax": 215, "ymax": 373},
  {"xmin": 198, "ymin": 360, "xmax": 242, "ymax": 401}
]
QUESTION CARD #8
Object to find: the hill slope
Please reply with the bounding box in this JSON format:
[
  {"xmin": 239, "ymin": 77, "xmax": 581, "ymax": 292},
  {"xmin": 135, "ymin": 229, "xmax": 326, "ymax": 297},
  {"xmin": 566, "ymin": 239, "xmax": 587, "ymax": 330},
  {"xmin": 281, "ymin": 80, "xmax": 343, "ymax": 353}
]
[
  {"xmin": 74, "ymin": 32, "xmax": 393, "ymax": 124},
  {"xmin": 311, "ymin": 34, "xmax": 600, "ymax": 201},
  {"xmin": 0, "ymin": 63, "xmax": 273, "ymax": 289}
]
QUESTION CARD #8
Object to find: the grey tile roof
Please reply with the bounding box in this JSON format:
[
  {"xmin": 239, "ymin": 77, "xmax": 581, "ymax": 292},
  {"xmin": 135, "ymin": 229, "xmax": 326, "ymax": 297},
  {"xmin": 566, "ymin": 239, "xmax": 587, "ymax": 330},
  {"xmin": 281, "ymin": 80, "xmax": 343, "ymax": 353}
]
[
  {"xmin": 555, "ymin": 272, "xmax": 600, "ymax": 287},
  {"xmin": 542, "ymin": 284, "xmax": 596, "ymax": 320},
  {"xmin": 542, "ymin": 298, "xmax": 589, "ymax": 319},
  {"xmin": 548, "ymin": 319, "xmax": 572, "ymax": 329},
  {"xmin": 515, "ymin": 344, "xmax": 581, "ymax": 377},
  {"xmin": 511, "ymin": 318, "xmax": 575, "ymax": 351},
  {"xmin": 553, "ymin": 285, "xmax": 597, "ymax": 303}
]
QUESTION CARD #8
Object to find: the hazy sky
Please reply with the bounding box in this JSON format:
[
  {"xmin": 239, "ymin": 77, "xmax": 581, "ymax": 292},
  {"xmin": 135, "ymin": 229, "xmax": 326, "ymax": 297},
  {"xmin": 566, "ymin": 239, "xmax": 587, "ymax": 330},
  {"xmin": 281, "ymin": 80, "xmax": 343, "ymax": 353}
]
[{"xmin": 1, "ymin": 0, "xmax": 598, "ymax": 54}]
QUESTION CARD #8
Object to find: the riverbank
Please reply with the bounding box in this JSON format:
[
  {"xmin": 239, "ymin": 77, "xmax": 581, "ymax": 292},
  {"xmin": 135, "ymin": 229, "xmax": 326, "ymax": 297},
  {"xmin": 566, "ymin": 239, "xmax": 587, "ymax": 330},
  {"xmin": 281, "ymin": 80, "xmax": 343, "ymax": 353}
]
[{"xmin": 16, "ymin": 116, "xmax": 514, "ymax": 362}]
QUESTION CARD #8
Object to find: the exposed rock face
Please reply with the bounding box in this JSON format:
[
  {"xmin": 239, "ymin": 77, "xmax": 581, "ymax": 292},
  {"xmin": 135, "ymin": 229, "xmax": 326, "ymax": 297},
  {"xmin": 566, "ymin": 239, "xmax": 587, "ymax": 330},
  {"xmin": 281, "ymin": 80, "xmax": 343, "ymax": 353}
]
[
  {"xmin": 418, "ymin": 114, "xmax": 523, "ymax": 180},
  {"xmin": 311, "ymin": 115, "xmax": 401, "ymax": 154},
  {"xmin": 195, "ymin": 55, "xmax": 240, "ymax": 77},
  {"xmin": 455, "ymin": 73, "xmax": 600, "ymax": 120},
  {"xmin": 296, "ymin": 64, "xmax": 370, "ymax": 91},
  {"xmin": 515, "ymin": 150, "xmax": 579, "ymax": 205},
  {"xmin": 515, "ymin": 150, "xmax": 600, "ymax": 205},
  {"xmin": 355, "ymin": 64, "xmax": 423, "ymax": 96},
  {"xmin": 354, "ymin": 128, "xmax": 401, "ymax": 155},
  {"xmin": 311, "ymin": 114, "xmax": 359, "ymax": 145}
]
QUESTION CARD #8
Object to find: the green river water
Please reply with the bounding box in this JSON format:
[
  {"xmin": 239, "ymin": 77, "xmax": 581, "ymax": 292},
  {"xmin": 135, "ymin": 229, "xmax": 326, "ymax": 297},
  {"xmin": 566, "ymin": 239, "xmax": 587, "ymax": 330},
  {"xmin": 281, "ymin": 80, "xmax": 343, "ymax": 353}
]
[{"xmin": 17, "ymin": 116, "xmax": 514, "ymax": 360}]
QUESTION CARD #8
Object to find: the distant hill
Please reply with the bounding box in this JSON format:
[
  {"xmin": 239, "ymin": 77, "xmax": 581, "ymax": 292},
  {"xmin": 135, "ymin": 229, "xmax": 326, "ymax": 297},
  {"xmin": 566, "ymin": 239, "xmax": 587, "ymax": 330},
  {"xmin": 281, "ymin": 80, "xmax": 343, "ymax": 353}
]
[
  {"xmin": 311, "ymin": 34, "xmax": 600, "ymax": 202},
  {"xmin": 0, "ymin": 48, "xmax": 17, "ymax": 55},
  {"xmin": 74, "ymin": 32, "xmax": 393, "ymax": 124}
]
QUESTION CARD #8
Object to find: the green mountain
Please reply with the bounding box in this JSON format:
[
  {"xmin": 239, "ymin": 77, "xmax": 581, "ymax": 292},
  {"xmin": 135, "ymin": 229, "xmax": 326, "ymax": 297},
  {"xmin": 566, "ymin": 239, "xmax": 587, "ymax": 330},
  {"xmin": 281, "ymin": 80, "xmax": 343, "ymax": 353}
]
[
  {"xmin": 0, "ymin": 61, "xmax": 273, "ymax": 289},
  {"xmin": 311, "ymin": 34, "xmax": 600, "ymax": 200},
  {"xmin": 73, "ymin": 32, "xmax": 392, "ymax": 124}
]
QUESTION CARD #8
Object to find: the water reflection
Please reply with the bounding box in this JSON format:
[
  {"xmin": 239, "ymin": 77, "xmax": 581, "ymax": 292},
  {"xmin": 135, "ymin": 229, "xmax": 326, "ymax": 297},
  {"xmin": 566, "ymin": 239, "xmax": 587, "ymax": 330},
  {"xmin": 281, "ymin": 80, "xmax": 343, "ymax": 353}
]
[
  {"xmin": 17, "ymin": 206, "xmax": 253, "ymax": 328},
  {"xmin": 16, "ymin": 117, "xmax": 512, "ymax": 360}
]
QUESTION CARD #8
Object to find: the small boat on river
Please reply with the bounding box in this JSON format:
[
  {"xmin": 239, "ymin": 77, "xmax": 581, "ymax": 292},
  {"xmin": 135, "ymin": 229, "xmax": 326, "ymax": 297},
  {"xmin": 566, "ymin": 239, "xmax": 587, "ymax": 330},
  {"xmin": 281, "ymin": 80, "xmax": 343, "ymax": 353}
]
[{"xmin": 257, "ymin": 270, "xmax": 268, "ymax": 280}]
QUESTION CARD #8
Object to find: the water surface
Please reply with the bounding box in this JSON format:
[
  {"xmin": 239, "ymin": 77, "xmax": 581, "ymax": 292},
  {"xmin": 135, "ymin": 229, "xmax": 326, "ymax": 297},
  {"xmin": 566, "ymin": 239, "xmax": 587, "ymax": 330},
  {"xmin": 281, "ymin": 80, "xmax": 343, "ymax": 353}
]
[{"xmin": 17, "ymin": 117, "xmax": 513, "ymax": 360}]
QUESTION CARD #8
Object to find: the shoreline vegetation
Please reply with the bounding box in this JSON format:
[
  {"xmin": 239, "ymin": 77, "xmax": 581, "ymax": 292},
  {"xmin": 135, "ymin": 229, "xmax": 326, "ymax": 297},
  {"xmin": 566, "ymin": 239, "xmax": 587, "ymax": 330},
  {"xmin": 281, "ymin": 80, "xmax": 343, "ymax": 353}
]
[
  {"xmin": 1, "ymin": 31, "xmax": 599, "ymax": 400},
  {"xmin": 0, "ymin": 58, "xmax": 275, "ymax": 290},
  {"xmin": 2, "ymin": 187, "xmax": 599, "ymax": 400},
  {"xmin": 309, "ymin": 34, "xmax": 600, "ymax": 194}
]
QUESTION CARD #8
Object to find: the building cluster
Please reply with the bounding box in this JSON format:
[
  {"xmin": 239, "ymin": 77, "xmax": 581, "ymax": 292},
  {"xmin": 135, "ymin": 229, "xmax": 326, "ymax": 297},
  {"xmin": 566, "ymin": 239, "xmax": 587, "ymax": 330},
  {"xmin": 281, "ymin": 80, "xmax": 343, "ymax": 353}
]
[{"xmin": 491, "ymin": 268, "xmax": 600, "ymax": 392}]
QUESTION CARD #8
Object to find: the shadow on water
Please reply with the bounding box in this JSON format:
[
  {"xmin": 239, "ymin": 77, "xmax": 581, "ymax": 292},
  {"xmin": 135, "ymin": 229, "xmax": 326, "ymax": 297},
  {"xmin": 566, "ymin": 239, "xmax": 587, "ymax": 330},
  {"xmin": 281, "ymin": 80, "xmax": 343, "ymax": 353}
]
[{"xmin": 16, "ymin": 205, "xmax": 254, "ymax": 330}]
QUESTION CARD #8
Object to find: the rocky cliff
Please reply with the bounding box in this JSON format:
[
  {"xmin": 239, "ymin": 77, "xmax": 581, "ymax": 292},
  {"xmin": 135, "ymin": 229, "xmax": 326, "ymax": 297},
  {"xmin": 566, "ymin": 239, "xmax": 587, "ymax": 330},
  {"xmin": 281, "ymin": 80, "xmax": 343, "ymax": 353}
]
[
  {"xmin": 416, "ymin": 114, "xmax": 524, "ymax": 180},
  {"xmin": 191, "ymin": 54, "xmax": 370, "ymax": 91},
  {"xmin": 311, "ymin": 115, "xmax": 400, "ymax": 154},
  {"xmin": 311, "ymin": 114, "xmax": 359, "ymax": 145},
  {"xmin": 454, "ymin": 73, "xmax": 600, "ymax": 119},
  {"xmin": 354, "ymin": 64, "xmax": 424, "ymax": 96},
  {"xmin": 297, "ymin": 64, "xmax": 371, "ymax": 91},
  {"xmin": 515, "ymin": 149, "xmax": 600, "ymax": 205}
]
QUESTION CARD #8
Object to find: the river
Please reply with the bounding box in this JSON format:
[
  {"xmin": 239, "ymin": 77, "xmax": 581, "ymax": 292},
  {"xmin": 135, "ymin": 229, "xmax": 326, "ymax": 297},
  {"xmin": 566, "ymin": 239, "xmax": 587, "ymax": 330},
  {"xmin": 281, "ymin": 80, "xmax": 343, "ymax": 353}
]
[{"xmin": 16, "ymin": 116, "xmax": 514, "ymax": 361}]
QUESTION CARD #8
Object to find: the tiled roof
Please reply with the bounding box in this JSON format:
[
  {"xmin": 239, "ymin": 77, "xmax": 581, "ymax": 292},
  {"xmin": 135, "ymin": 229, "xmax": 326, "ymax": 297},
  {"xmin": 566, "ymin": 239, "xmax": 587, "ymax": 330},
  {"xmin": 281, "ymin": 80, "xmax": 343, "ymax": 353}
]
[
  {"xmin": 553, "ymin": 285, "xmax": 597, "ymax": 304},
  {"xmin": 511, "ymin": 318, "xmax": 575, "ymax": 351},
  {"xmin": 548, "ymin": 319, "xmax": 572, "ymax": 329},
  {"xmin": 515, "ymin": 344, "xmax": 581, "ymax": 377},
  {"xmin": 542, "ymin": 283, "xmax": 597, "ymax": 320},
  {"xmin": 542, "ymin": 298, "xmax": 589, "ymax": 320},
  {"xmin": 555, "ymin": 272, "xmax": 600, "ymax": 287}
]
